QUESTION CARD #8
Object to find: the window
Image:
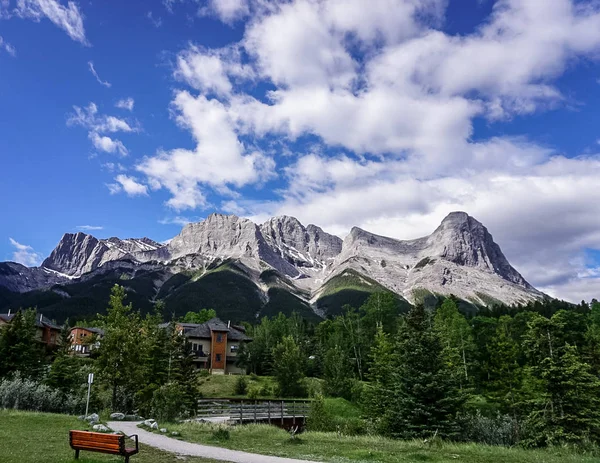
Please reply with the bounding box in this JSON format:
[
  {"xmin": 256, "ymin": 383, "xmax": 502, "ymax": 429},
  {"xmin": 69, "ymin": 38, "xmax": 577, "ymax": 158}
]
[
  {"xmin": 216, "ymin": 334, "xmax": 223, "ymax": 343},
  {"xmin": 230, "ymin": 345, "xmax": 239, "ymax": 353},
  {"xmin": 216, "ymin": 354, "xmax": 222, "ymax": 362}
]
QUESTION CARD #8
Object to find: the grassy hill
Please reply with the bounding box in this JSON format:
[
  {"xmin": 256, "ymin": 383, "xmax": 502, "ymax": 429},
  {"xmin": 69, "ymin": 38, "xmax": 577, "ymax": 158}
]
[{"xmin": 315, "ymin": 269, "xmax": 412, "ymax": 316}]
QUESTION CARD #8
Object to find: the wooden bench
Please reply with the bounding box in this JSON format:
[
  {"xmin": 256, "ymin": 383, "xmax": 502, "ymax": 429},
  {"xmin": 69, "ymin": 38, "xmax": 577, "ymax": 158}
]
[{"xmin": 69, "ymin": 430, "xmax": 139, "ymax": 462}]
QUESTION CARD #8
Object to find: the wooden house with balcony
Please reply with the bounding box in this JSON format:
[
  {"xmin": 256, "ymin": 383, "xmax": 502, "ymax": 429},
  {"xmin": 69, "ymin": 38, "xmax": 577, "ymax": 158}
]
[
  {"xmin": 0, "ymin": 310, "xmax": 62, "ymax": 348},
  {"xmin": 69, "ymin": 326, "xmax": 105, "ymax": 356},
  {"xmin": 174, "ymin": 317, "xmax": 251, "ymax": 374}
]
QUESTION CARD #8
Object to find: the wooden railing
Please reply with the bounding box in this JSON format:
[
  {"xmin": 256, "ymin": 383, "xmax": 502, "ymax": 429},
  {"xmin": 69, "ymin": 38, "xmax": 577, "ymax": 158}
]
[{"xmin": 196, "ymin": 398, "xmax": 312, "ymax": 426}]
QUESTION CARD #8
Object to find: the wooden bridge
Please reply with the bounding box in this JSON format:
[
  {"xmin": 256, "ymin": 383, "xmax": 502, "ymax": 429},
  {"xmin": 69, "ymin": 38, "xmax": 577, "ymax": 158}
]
[{"xmin": 196, "ymin": 398, "xmax": 311, "ymax": 429}]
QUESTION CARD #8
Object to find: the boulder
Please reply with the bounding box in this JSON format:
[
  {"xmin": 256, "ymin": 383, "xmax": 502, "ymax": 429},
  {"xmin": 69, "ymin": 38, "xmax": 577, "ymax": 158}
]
[
  {"xmin": 143, "ymin": 419, "xmax": 156, "ymax": 427},
  {"xmin": 110, "ymin": 412, "xmax": 125, "ymax": 421},
  {"xmin": 150, "ymin": 422, "xmax": 159, "ymax": 430},
  {"xmin": 85, "ymin": 413, "xmax": 99, "ymax": 423},
  {"xmin": 171, "ymin": 431, "xmax": 180, "ymax": 436},
  {"xmin": 160, "ymin": 428, "xmax": 168, "ymax": 433},
  {"xmin": 92, "ymin": 424, "xmax": 111, "ymax": 433}
]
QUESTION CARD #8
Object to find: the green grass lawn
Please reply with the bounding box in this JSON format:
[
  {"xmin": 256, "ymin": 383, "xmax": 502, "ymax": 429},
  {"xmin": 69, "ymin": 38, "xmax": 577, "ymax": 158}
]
[
  {"xmin": 198, "ymin": 373, "xmax": 323, "ymax": 399},
  {"xmin": 155, "ymin": 420, "xmax": 600, "ymax": 463},
  {"xmin": 0, "ymin": 410, "xmax": 217, "ymax": 463}
]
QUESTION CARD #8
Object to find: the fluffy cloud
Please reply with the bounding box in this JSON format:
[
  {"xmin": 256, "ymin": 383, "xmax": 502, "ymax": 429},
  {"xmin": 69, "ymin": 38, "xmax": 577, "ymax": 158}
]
[
  {"xmin": 8, "ymin": 238, "xmax": 42, "ymax": 267},
  {"xmin": 89, "ymin": 132, "xmax": 128, "ymax": 156},
  {"xmin": 142, "ymin": 0, "xmax": 600, "ymax": 302},
  {"xmin": 9, "ymin": 0, "xmax": 88, "ymax": 44},
  {"xmin": 88, "ymin": 61, "xmax": 111, "ymax": 88},
  {"xmin": 136, "ymin": 91, "xmax": 275, "ymax": 210},
  {"xmin": 107, "ymin": 175, "xmax": 148, "ymax": 197},
  {"xmin": 115, "ymin": 97, "xmax": 134, "ymax": 111}
]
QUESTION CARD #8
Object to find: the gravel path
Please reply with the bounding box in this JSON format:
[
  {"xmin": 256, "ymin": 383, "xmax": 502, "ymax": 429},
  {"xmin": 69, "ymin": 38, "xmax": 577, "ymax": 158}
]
[{"xmin": 107, "ymin": 421, "xmax": 320, "ymax": 463}]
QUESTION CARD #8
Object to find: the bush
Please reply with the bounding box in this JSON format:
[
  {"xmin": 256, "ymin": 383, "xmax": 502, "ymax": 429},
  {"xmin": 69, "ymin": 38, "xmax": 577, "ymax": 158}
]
[
  {"xmin": 249, "ymin": 373, "xmax": 258, "ymax": 381},
  {"xmin": 258, "ymin": 384, "xmax": 272, "ymax": 397},
  {"xmin": 151, "ymin": 383, "xmax": 187, "ymax": 422},
  {"xmin": 198, "ymin": 369, "xmax": 210, "ymax": 378},
  {"xmin": 306, "ymin": 394, "xmax": 333, "ymax": 432},
  {"xmin": 0, "ymin": 372, "xmax": 85, "ymax": 414},
  {"xmin": 234, "ymin": 376, "xmax": 248, "ymax": 395},
  {"xmin": 458, "ymin": 411, "xmax": 519, "ymax": 446},
  {"xmin": 247, "ymin": 386, "xmax": 260, "ymax": 400},
  {"xmin": 211, "ymin": 427, "xmax": 230, "ymax": 441}
]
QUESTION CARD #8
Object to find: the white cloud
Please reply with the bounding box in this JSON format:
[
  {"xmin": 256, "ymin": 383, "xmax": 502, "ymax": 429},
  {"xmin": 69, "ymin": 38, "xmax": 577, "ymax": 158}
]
[
  {"xmin": 67, "ymin": 103, "xmax": 140, "ymax": 156},
  {"xmin": 88, "ymin": 61, "xmax": 111, "ymax": 88},
  {"xmin": 174, "ymin": 44, "xmax": 253, "ymax": 97},
  {"xmin": 158, "ymin": 215, "xmax": 202, "ymax": 226},
  {"xmin": 115, "ymin": 97, "xmax": 135, "ymax": 111},
  {"xmin": 89, "ymin": 132, "xmax": 128, "ymax": 156},
  {"xmin": 144, "ymin": 0, "xmax": 600, "ymax": 302},
  {"xmin": 13, "ymin": 0, "xmax": 88, "ymax": 44},
  {"xmin": 68, "ymin": 103, "xmax": 137, "ymax": 133},
  {"xmin": 9, "ymin": 237, "xmax": 42, "ymax": 267},
  {"xmin": 203, "ymin": 0, "xmax": 250, "ymax": 23},
  {"xmin": 136, "ymin": 91, "xmax": 275, "ymax": 210},
  {"xmin": 76, "ymin": 225, "xmax": 103, "ymax": 231},
  {"xmin": 107, "ymin": 174, "xmax": 148, "ymax": 197},
  {"xmin": 0, "ymin": 35, "xmax": 16, "ymax": 56}
]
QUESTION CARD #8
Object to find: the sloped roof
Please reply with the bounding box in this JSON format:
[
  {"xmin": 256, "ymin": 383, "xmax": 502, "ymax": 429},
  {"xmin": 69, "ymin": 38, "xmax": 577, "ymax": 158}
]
[
  {"xmin": 0, "ymin": 313, "xmax": 61, "ymax": 330},
  {"xmin": 71, "ymin": 326, "xmax": 105, "ymax": 336},
  {"xmin": 185, "ymin": 317, "xmax": 251, "ymax": 341}
]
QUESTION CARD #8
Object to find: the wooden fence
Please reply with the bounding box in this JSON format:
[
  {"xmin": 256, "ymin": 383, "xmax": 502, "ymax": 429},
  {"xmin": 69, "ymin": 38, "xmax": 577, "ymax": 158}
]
[{"xmin": 196, "ymin": 398, "xmax": 312, "ymax": 427}]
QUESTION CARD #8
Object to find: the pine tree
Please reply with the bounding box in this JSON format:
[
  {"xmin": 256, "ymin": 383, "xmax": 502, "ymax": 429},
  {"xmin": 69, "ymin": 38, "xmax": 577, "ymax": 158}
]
[
  {"xmin": 363, "ymin": 326, "xmax": 396, "ymax": 428},
  {"xmin": 384, "ymin": 304, "xmax": 465, "ymax": 439},
  {"xmin": 525, "ymin": 344, "xmax": 600, "ymax": 446},
  {"xmin": 0, "ymin": 309, "xmax": 45, "ymax": 379},
  {"xmin": 96, "ymin": 285, "xmax": 144, "ymax": 411}
]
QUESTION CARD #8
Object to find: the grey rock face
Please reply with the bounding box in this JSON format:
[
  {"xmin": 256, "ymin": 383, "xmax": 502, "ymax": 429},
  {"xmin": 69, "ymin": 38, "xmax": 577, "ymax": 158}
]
[
  {"xmin": 0, "ymin": 211, "xmax": 545, "ymax": 308},
  {"xmin": 41, "ymin": 232, "xmax": 163, "ymax": 277},
  {"xmin": 260, "ymin": 216, "xmax": 342, "ymax": 268}
]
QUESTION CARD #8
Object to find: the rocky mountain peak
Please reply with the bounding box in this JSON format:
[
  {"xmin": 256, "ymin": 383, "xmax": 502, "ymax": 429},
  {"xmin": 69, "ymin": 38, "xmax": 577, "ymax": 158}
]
[{"xmin": 42, "ymin": 232, "xmax": 106, "ymax": 276}]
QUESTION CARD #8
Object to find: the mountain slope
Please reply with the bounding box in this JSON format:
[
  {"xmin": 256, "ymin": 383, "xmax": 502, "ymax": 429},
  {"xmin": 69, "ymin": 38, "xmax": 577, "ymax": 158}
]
[{"xmin": 0, "ymin": 211, "xmax": 545, "ymax": 322}]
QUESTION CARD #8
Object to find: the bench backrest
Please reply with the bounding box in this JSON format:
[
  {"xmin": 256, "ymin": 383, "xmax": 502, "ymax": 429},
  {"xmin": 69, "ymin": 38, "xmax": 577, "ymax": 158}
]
[{"xmin": 70, "ymin": 430, "xmax": 124, "ymax": 453}]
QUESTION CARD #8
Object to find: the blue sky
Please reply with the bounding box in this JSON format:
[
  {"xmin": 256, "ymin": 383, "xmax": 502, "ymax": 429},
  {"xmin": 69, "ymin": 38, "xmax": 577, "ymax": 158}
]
[{"xmin": 1, "ymin": 0, "xmax": 599, "ymax": 302}]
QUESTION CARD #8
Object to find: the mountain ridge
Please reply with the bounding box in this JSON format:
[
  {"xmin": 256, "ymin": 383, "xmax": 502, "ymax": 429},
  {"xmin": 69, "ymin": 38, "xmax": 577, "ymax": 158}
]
[{"xmin": 0, "ymin": 212, "xmax": 545, "ymax": 320}]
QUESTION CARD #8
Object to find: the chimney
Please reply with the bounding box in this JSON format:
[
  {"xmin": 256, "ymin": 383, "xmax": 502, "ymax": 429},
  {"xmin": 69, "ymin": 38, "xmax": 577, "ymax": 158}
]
[
  {"xmin": 227, "ymin": 320, "xmax": 231, "ymax": 328},
  {"xmin": 40, "ymin": 314, "xmax": 43, "ymax": 323},
  {"xmin": 7, "ymin": 309, "xmax": 11, "ymax": 316}
]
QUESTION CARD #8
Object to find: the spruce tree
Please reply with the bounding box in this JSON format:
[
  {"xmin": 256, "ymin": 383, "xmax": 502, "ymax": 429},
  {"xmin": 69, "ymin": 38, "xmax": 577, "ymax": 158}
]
[
  {"xmin": 323, "ymin": 344, "xmax": 354, "ymax": 399},
  {"xmin": 0, "ymin": 309, "xmax": 45, "ymax": 379},
  {"xmin": 525, "ymin": 344, "xmax": 600, "ymax": 446},
  {"xmin": 96, "ymin": 285, "xmax": 144, "ymax": 411},
  {"xmin": 384, "ymin": 304, "xmax": 465, "ymax": 439}
]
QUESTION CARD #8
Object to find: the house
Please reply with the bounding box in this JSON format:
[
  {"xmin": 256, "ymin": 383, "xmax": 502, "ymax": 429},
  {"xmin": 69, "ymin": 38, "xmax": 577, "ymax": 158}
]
[
  {"xmin": 69, "ymin": 326, "xmax": 105, "ymax": 356},
  {"xmin": 174, "ymin": 317, "xmax": 251, "ymax": 375},
  {"xmin": 0, "ymin": 310, "xmax": 62, "ymax": 347}
]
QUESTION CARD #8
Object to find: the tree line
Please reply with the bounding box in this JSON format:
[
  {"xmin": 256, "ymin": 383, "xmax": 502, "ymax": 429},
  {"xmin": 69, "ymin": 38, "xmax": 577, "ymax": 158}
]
[{"xmin": 1, "ymin": 285, "xmax": 600, "ymax": 448}]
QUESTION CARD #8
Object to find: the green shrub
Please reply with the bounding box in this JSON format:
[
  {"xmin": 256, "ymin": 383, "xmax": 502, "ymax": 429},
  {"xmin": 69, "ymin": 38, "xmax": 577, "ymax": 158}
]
[
  {"xmin": 249, "ymin": 373, "xmax": 258, "ymax": 381},
  {"xmin": 258, "ymin": 385, "xmax": 272, "ymax": 397},
  {"xmin": 306, "ymin": 394, "xmax": 334, "ymax": 432},
  {"xmin": 198, "ymin": 369, "xmax": 210, "ymax": 378},
  {"xmin": 458, "ymin": 411, "xmax": 519, "ymax": 446},
  {"xmin": 151, "ymin": 383, "xmax": 187, "ymax": 422},
  {"xmin": 247, "ymin": 386, "xmax": 260, "ymax": 400},
  {"xmin": 0, "ymin": 373, "xmax": 85, "ymax": 414},
  {"xmin": 234, "ymin": 376, "xmax": 248, "ymax": 395}
]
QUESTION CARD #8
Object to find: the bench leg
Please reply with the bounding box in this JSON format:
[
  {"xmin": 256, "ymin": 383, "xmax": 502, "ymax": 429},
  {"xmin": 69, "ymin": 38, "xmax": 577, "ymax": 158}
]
[
  {"xmin": 124, "ymin": 456, "xmax": 129, "ymax": 463},
  {"xmin": 75, "ymin": 449, "xmax": 80, "ymax": 459}
]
